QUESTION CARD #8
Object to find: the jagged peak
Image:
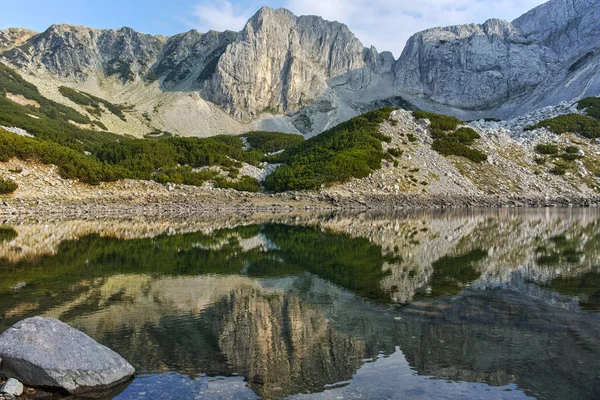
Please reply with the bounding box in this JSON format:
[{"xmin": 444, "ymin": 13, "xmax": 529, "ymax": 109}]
[
  {"xmin": 246, "ymin": 5, "xmax": 298, "ymax": 28},
  {"xmin": 40, "ymin": 23, "xmax": 164, "ymax": 41},
  {"xmin": 0, "ymin": 28, "xmax": 38, "ymax": 35},
  {"xmin": 46, "ymin": 23, "xmax": 99, "ymax": 33}
]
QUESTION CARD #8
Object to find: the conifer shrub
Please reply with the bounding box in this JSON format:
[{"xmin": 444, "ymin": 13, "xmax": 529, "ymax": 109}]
[{"xmin": 0, "ymin": 177, "xmax": 18, "ymax": 194}]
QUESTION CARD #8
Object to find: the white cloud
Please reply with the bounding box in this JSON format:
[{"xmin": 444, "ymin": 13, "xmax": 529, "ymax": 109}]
[
  {"xmin": 189, "ymin": 0, "xmax": 254, "ymax": 33},
  {"xmin": 188, "ymin": 0, "xmax": 549, "ymax": 56},
  {"xmin": 284, "ymin": 0, "xmax": 548, "ymax": 57}
]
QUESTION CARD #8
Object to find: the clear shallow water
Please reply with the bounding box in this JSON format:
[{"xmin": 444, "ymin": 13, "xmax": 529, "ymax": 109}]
[{"xmin": 0, "ymin": 209, "xmax": 599, "ymax": 399}]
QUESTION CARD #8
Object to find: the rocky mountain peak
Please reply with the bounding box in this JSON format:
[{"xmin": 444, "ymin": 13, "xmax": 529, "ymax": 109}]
[
  {"xmin": 0, "ymin": 28, "xmax": 37, "ymax": 52},
  {"xmin": 2, "ymin": 23, "xmax": 164, "ymax": 81},
  {"xmin": 207, "ymin": 6, "xmax": 369, "ymax": 120},
  {"xmin": 513, "ymin": 0, "xmax": 600, "ymax": 61}
]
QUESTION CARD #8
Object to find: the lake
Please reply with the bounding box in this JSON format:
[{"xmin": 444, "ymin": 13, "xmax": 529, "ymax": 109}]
[{"xmin": 0, "ymin": 209, "xmax": 599, "ymax": 399}]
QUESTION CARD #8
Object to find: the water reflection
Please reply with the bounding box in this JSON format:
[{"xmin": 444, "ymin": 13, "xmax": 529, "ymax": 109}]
[{"xmin": 0, "ymin": 210, "xmax": 599, "ymax": 399}]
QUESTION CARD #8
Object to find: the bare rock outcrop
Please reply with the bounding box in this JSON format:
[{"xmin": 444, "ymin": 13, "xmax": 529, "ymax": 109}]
[{"xmin": 207, "ymin": 6, "xmax": 373, "ymax": 120}]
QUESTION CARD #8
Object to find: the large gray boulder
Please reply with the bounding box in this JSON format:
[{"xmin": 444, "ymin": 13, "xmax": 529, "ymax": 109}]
[{"xmin": 0, "ymin": 317, "xmax": 135, "ymax": 394}]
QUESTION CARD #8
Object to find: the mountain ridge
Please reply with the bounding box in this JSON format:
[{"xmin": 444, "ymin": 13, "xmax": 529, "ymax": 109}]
[{"xmin": 0, "ymin": 0, "xmax": 599, "ymax": 138}]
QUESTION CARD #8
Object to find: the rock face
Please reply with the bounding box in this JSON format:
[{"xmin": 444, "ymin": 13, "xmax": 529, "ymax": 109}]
[
  {"xmin": 0, "ymin": 317, "xmax": 135, "ymax": 394},
  {"xmin": 394, "ymin": 19, "xmax": 553, "ymax": 111},
  {"xmin": 3, "ymin": 24, "xmax": 165, "ymax": 82},
  {"xmin": 152, "ymin": 30, "xmax": 237, "ymax": 89},
  {"xmin": 395, "ymin": 0, "xmax": 600, "ymax": 117},
  {"xmin": 0, "ymin": 0, "xmax": 599, "ymax": 134},
  {"xmin": 207, "ymin": 7, "xmax": 374, "ymax": 120},
  {"xmin": 0, "ymin": 28, "xmax": 37, "ymax": 52}
]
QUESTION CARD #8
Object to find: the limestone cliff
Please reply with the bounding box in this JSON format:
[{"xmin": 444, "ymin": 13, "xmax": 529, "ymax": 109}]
[{"xmin": 207, "ymin": 7, "xmax": 374, "ymax": 120}]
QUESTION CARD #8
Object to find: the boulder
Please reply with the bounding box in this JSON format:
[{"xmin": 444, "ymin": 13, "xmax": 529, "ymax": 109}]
[
  {"xmin": 1, "ymin": 378, "xmax": 23, "ymax": 396},
  {"xmin": 0, "ymin": 317, "xmax": 135, "ymax": 394}
]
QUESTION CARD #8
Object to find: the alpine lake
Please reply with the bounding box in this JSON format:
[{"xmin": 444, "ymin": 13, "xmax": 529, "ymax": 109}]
[{"xmin": 0, "ymin": 208, "xmax": 599, "ymax": 400}]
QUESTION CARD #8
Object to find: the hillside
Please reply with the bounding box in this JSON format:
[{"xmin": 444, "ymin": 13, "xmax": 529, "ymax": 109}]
[{"xmin": 1, "ymin": 56, "xmax": 600, "ymax": 213}]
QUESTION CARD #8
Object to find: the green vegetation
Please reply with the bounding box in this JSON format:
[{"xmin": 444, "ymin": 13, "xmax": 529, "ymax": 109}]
[
  {"xmin": 536, "ymin": 234, "xmax": 584, "ymax": 266},
  {"xmin": 0, "ymin": 66, "xmax": 405, "ymax": 193},
  {"xmin": 413, "ymin": 110, "xmax": 461, "ymax": 137},
  {"xmin": 153, "ymin": 166, "xmax": 218, "ymax": 186},
  {"xmin": 550, "ymin": 161, "xmax": 569, "ymax": 175},
  {"xmin": 547, "ymin": 272, "xmax": 600, "ymax": 311},
  {"xmin": 241, "ymin": 131, "xmax": 304, "ymax": 153},
  {"xmin": 414, "ymin": 110, "xmax": 486, "ymax": 163},
  {"xmin": 526, "ymin": 114, "xmax": 600, "ymax": 139},
  {"xmin": 387, "ymin": 147, "xmax": 403, "ymax": 157},
  {"xmin": 0, "ymin": 63, "xmax": 268, "ymax": 191},
  {"xmin": 0, "ymin": 227, "xmax": 17, "ymax": 243},
  {"xmin": 535, "ymin": 143, "xmax": 559, "ymax": 155},
  {"xmin": 533, "ymin": 144, "xmax": 583, "ymax": 174},
  {"xmin": 59, "ymin": 86, "xmax": 128, "ymax": 121},
  {"xmin": 0, "ymin": 129, "xmax": 124, "ymax": 184},
  {"xmin": 263, "ymin": 108, "xmax": 394, "ymax": 192},
  {"xmin": 0, "ymin": 177, "xmax": 17, "ymax": 194},
  {"xmin": 577, "ymin": 96, "xmax": 600, "ymax": 120},
  {"xmin": 525, "ymin": 98, "xmax": 600, "ymax": 139},
  {"xmin": 0, "ymin": 223, "xmax": 397, "ymax": 325},
  {"xmin": 215, "ymin": 176, "xmax": 261, "ymax": 192},
  {"xmin": 0, "ymin": 64, "xmax": 124, "ymax": 151},
  {"xmin": 419, "ymin": 249, "xmax": 487, "ymax": 299},
  {"xmin": 429, "ymin": 126, "xmax": 486, "ymax": 163}
]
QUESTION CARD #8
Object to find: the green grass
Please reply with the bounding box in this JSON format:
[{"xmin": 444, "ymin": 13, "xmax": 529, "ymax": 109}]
[
  {"xmin": 0, "ymin": 177, "xmax": 17, "ymax": 194},
  {"xmin": 263, "ymin": 108, "xmax": 394, "ymax": 192},
  {"xmin": 241, "ymin": 131, "xmax": 304, "ymax": 153}
]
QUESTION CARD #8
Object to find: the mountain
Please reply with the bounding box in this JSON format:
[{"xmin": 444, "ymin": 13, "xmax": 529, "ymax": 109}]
[
  {"xmin": 396, "ymin": 0, "xmax": 600, "ymax": 118},
  {"xmin": 0, "ymin": 0, "xmax": 599, "ymax": 138}
]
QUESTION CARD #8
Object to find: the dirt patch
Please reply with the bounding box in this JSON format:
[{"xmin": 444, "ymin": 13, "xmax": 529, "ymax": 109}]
[{"xmin": 6, "ymin": 92, "xmax": 40, "ymax": 108}]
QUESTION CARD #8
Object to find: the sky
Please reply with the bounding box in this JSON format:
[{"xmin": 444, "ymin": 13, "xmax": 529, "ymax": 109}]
[{"xmin": 0, "ymin": 0, "xmax": 548, "ymax": 57}]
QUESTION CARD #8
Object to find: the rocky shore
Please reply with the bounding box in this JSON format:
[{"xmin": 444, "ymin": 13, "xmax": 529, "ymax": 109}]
[{"xmin": 2, "ymin": 192, "xmax": 600, "ymax": 219}]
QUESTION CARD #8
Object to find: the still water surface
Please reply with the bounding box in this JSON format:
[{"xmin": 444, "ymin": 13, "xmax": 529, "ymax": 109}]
[{"xmin": 0, "ymin": 209, "xmax": 599, "ymax": 399}]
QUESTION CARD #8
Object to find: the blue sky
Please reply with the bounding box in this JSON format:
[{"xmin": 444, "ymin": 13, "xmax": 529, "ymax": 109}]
[{"xmin": 0, "ymin": 0, "xmax": 548, "ymax": 56}]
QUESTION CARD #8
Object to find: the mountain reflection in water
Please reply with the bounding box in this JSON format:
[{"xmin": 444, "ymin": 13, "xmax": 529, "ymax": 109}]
[{"xmin": 0, "ymin": 209, "xmax": 599, "ymax": 399}]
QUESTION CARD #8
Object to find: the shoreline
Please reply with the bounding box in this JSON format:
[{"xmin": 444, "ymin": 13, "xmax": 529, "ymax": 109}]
[{"xmin": 2, "ymin": 192, "xmax": 600, "ymax": 218}]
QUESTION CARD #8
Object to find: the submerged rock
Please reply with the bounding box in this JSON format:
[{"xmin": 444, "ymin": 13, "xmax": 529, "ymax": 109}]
[{"xmin": 0, "ymin": 317, "xmax": 135, "ymax": 394}]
